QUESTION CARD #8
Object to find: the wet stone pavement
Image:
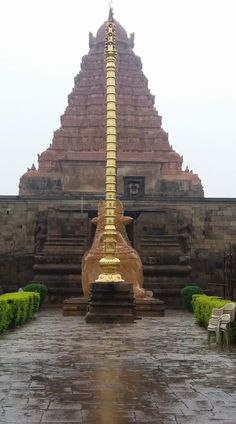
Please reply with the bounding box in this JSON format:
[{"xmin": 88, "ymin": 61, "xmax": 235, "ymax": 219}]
[{"xmin": 0, "ymin": 310, "xmax": 236, "ymax": 424}]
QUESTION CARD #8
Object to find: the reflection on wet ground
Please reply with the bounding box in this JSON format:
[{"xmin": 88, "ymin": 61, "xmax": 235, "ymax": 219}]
[{"xmin": 0, "ymin": 309, "xmax": 236, "ymax": 423}]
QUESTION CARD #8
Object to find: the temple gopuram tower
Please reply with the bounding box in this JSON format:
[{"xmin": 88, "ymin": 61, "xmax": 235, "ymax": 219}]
[
  {"xmin": 15, "ymin": 17, "xmax": 204, "ymax": 306},
  {"xmin": 19, "ymin": 20, "xmax": 203, "ymax": 198},
  {"xmin": 3, "ymin": 16, "xmax": 236, "ymax": 307}
]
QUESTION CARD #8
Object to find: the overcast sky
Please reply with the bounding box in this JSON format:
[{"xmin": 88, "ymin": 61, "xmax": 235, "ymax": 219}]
[{"xmin": 0, "ymin": 0, "xmax": 235, "ymax": 197}]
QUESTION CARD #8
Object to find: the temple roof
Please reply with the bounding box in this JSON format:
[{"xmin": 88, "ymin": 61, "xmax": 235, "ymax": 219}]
[
  {"xmin": 96, "ymin": 19, "xmax": 128, "ymax": 43},
  {"xmin": 19, "ymin": 16, "xmax": 203, "ymax": 197}
]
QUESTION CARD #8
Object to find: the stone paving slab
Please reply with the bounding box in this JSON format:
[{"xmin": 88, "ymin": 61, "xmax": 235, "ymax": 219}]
[{"xmin": 0, "ymin": 309, "xmax": 236, "ymax": 423}]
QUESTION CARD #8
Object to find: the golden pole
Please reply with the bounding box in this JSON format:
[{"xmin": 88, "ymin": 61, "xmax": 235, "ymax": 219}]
[{"xmin": 96, "ymin": 8, "xmax": 124, "ymax": 283}]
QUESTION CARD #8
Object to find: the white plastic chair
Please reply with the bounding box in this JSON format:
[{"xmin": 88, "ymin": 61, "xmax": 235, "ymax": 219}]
[
  {"xmin": 219, "ymin": 313, "xmax": 231, "ymax": 345},
  {"xmin": 222, "ymin": 303, "xmax": 235, "ymax": 322},
  {"xmin": 207, "ymin": 317, "xmax": 220, "ymax": 344},
  {"xmin": 211, "ymin": 308, "xmax": 223, "ymax": 319}
]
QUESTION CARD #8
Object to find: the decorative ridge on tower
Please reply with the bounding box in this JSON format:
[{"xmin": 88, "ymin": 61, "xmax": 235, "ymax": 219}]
[{"xmin": 95, "ymin": 6, "xmax": 124, "ymax": 283}]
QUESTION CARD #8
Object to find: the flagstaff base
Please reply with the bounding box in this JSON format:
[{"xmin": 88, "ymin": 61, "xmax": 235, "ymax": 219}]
[
  {"xmin": 85, "ymin": 282, "xmax": 137, "ymax": 323},
  {"xmin": 63, "ymin": 292, "xmax": 165, "ymax": 318}
]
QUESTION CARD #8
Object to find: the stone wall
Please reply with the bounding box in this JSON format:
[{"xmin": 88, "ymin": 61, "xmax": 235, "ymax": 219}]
[
  {"xmin": 0, "ymin": 195, "xmax": 235, "ymax": 302},
  {"xmin": 0, "ymin": 196, "xmax": 88, "ymax": 291},
  {"xmin": 133, "ymin": 199, "xmax": 236, "ymax": 302}
]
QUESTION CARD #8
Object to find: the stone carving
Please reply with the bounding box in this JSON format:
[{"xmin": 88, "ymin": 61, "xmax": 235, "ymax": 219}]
[
  {"xmin": 89, "ymin": 32, "xmax": 95, "ymax": 48},
  {"xmin": 129, "ymin": 182, "xmax": 139, "ymax": 195},
  {"xmin": 82, "ymin": 200, "xmax": 149, "ymax": 298},
  {"xmin": 129, "ymin": 32, "xmax": 135, "ymax": 48},
  {"xmin": 124, "ymin": 177, "xmax": 145, "ymax": 198},
  {"xmin": 35, "ymin": 218, "xmax": 47, "ymax": 253},
  {"xmin": 178, "ymin": 223, "xmax": 192, "ymax": 254},
  {"xmin": 203, "ymin": 210, "xmax": 213, "ymax": 239},
  {"xmin": 27, "ymin": 163, "xmax": 36, "ymax": 172}
]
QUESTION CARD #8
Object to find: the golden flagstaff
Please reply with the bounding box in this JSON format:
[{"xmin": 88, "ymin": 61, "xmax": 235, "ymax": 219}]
[{"xmin": 96, "ymin": 7, "xmax": 124, "ymax": 283}]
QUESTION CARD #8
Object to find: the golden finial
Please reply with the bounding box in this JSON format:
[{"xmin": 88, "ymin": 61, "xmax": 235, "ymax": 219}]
[
  {"xmin": 108, "ymin": 1, "xmax": 114, "ymax": 21},
  {"xmin": 105, "ymin": 6, "xmax": 116, "ymax": 58}
]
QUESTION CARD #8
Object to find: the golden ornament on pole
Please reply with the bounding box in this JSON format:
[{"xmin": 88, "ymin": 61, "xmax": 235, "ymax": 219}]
[{"xmin": 96, "ymin": 7, "xmax": 124, "ymax": 283}]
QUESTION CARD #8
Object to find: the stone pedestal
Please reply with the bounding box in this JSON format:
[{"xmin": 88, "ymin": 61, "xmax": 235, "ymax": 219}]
[
  {"xmin": 85, "ymin": 282, "xmax": 137, "ymax": 323},
  {"xmin": 63, "ymin": 294, "xmax": 165, "ymax": 317}
]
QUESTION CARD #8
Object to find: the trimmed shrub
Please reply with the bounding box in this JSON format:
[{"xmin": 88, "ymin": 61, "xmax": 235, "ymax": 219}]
[
  {"xmin": 0, "ymin": 292, "xmax": 40, "ymax": 329},
  {"xmin": 0, "ymin": 299, "xmax": 12, "ymax": 331},
  {"xmin": 181, "ymin": 285, "xmax": 204, "ymax": 312},
  {"xmin": 23, "ymin": 282, "xmax": 48, "ymax": 306},
  {"xmin": 192, "ymin": 294, "xmax": 236, "ymax": 342}
]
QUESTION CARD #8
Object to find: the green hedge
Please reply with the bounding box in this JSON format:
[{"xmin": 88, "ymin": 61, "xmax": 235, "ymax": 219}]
[
  {"xmin": 192, "ymin": 294, "xmax": 236, "ymax": 342},
  {"xmin": 0, "ymin": 292, "xmax": 40, "ymax": 331},
  {"xmin": 181, "ymin": 285, "xmax": 204, "ymax": 311},
  {"xmin": 23, "ymin": 282, "xmax": 48, "ymax": 306},
  {"xmin": 0, "ymin": 300, "xmax": 12, "ymax": 331}
]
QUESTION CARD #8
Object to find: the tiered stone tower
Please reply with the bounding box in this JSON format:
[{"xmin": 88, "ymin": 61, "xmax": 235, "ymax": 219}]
[
  {"xmin": 17, "ymin": 18, "xmax": 204, "ymax": 305},
  {"xmin": 19, "ymin": 20, "xmax": 203, "ymax": 198}
]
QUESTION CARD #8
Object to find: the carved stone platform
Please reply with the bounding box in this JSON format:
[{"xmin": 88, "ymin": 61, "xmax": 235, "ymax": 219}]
[
  {"xmin": 135, "ymin": 298, "xmax": 165, "ymax": 317},
  {"xmin": 85, "ymin": 282, "xmax": 136, "ymax": 323},
  {"xmin": 63, "ymin": 297, "xmax": 88, "ymax": 316},
  {"xmin": 63, "ymin": 290, "xmax": 165, "ymax": 319}
]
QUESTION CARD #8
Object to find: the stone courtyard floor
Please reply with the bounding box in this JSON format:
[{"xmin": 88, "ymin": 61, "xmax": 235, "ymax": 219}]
[{"xmin": 0, "ymin": 310, "xmax": 236, "ymax": 424}]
